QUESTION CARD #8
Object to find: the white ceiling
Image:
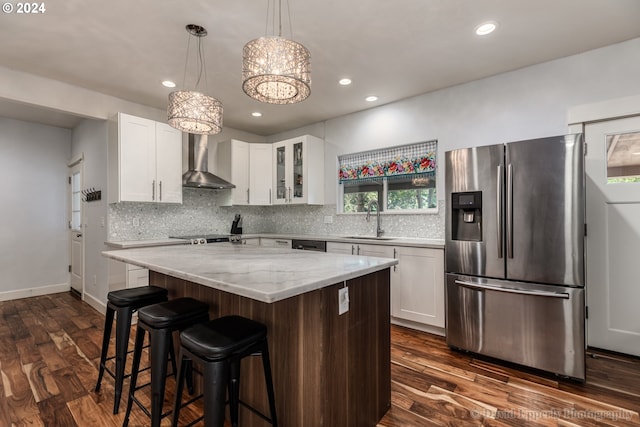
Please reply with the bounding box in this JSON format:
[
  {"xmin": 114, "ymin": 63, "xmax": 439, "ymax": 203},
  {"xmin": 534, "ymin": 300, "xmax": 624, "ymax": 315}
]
[{"xmin": 2, "ymin": 0, "xmax": 640, "ymax": 135}]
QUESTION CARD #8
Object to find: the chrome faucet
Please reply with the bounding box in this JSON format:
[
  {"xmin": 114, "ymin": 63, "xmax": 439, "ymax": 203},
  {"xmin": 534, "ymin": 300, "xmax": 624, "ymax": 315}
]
[{"xmin": 366, "ymin": 200, "xmax": 384, "ymax": 237}]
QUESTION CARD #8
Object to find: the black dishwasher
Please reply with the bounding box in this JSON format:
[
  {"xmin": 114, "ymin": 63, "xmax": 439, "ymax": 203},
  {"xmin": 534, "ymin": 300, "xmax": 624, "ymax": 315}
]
[{"xmin": 291, "ymin": 239, "xmax": 326, "ymax": 252}]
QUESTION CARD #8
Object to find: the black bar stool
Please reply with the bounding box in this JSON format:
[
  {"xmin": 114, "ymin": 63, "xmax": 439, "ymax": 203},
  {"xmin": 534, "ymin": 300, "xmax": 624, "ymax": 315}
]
[
  {"xmin": 171, "ymin": 315, "xmax": 278, "ymax": 427},
  {"xmin": 123, "ymin": 297, "xmax": 209, "ymax": 427},
  {"xmin": 95, "ymin": 285, "xmax": 169, "ymax": 414}
]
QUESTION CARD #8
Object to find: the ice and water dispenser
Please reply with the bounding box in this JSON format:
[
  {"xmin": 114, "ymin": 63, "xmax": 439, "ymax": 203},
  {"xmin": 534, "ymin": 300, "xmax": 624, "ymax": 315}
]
[{"xmin": 450, "ymin": 191, "xmax": 482, "ymax": 241}]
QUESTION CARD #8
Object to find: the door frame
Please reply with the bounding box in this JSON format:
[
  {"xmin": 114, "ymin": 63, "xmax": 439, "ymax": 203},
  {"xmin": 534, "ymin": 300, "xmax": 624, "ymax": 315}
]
[
  {"xmin": 568, "ymin": 93, "xmax": 640, "ymax": 354},
  {"xmin": 68, "ymin": 153, "xmax": 84, "ymax": 298}
]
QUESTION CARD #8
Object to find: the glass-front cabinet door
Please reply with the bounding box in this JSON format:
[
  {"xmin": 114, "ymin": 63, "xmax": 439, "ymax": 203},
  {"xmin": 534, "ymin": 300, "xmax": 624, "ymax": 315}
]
[
  {"xmin": 275, "ymin": 144, "xmax": 287, "ymax": 203},
  {"xmin": 292, "ymin": 141, "xmax": 304, "ymax": 202},
  {"xmin": 272, "ymin": 135, "xmax": 323, "ymax": 205}
]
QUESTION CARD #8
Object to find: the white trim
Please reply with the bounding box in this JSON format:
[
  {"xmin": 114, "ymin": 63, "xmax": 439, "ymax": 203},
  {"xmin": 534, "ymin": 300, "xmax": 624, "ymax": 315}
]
[
  {"xmin": 0, "ymin": 283, "xmax": 70, "ymax": 302},
  {"xmin": 568, "ymin": 93, "xmax": 640, "ymax": 126},
  {"xmin": 391, "ymin": 317, "xmax": 445, "ymax": 337},
  {"xmin": 82, "ymin": 291, "xmax": 106, "ymax": 315},
  {"xmin": 67, "ymin": 152, "xmax": 84, "ymax": 167}
]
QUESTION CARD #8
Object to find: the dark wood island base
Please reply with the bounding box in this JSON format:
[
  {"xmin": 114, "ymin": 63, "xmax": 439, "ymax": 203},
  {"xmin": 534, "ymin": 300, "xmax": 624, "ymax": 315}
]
[{"xmin": 150, "ymin": 268, "xmax": 391, "ymax": 427}]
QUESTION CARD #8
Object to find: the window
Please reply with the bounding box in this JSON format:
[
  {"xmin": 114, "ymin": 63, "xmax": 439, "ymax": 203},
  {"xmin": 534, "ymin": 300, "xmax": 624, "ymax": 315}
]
[
  {"xmin": 338, "ymin": 140, "xmax": 437, "ymax": 213},
  {"xmin": 607, "ymin": 131, "xmax": 640, "ymax": 183}
]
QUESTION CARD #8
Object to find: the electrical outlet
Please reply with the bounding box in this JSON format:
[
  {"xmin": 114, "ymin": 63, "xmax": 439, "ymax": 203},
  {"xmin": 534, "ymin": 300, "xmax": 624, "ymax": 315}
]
[
  {"xmin": 338, "ymin": 287, "xmax": 349, "ymax": 315},
  {"xmin": 324, "ymin": 215, "xmax": 333, "ymax": 224}
]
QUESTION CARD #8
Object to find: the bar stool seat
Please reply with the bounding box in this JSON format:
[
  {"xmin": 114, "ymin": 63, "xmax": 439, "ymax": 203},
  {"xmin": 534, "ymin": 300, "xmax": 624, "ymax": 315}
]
[
  {"xmin": 107, "ymin": 286, "xmax": 168, "ymax": 308},
  {"xmin": 123, "ymin": 297, "xmax": 210, "ymax": 427},
  {"xmin": 172, "ymin": 315, "xmax": 278, "ymax": 427},
  {"xmin": 180, "ymin": 315, "xmax": 267, "ymax": 360},
  {"xmin": 95, "ymin": 285, "xmax": 169, "ymax": 414}
]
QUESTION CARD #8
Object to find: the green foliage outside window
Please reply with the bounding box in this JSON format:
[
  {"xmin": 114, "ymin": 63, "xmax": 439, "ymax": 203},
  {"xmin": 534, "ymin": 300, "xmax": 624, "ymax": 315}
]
[
  {"xmin": 608, "ymin": 176, "xmax": 640, "ymax": 183},
  {"xmin": 387, "ymin": 188, "xmax": 437, "ymax": 210},
  {"xmin": 343, "ymin": 191, "xmax": 379, "ymax": 213}
]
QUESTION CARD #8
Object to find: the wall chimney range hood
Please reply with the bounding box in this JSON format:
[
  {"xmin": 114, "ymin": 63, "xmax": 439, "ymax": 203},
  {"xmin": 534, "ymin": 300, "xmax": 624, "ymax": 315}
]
[{"xmin": 183, "ymin": 133, "xmax": 235, "ymax": 190}]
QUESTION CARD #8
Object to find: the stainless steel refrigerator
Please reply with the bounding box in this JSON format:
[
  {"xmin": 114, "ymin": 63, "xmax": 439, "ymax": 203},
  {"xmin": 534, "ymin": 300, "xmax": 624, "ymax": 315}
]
[{"xmin": 445, "ymin": 134, "xmax": 586, "ymax": 380}]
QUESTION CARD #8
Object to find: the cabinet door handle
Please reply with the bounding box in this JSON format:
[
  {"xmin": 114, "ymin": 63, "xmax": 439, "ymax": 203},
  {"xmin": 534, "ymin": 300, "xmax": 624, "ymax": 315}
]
[
  {"xmin": 351, "ymin": 245, "xmax": 355, "ymax": 255},
  {"xmin": 159, "ymin": 181, "xmax": 163, "ymax": 202},
  {"xmin": 152, "ymin": 180, "xmax": 156, "ymax": 201},
  {"xmin": 247, "ymin": 188, "xmax": 250, "ymax": 204},
  {"xmin": 269, "ymin": 188, "xmax": 272, "ymax": 204},
  {"xmin": 288, "ymin": 187, "xmax": 292, "ymax": 203},
  {"xmin": 393, "ymin": 248, "xmax": 397, "ymax": 271},
  {"xmin": 357, "ymin": 245, "xmax": 360, "ymax": 255}
]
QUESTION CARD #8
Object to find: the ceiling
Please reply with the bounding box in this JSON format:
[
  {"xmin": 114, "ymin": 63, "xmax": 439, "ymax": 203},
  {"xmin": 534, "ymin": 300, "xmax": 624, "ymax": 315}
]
[{"xmin": 2, "ymin": 0, "xmax": 640, "ymax": 135}]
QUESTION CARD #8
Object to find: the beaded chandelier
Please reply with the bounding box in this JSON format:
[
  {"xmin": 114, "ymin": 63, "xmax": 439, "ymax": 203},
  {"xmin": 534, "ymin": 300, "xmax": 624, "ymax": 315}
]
[
  {"xmin": 168, "ymin": 24, "xmax": 223, "ymax": 135},
  {"xmin": 242, "ymin": 0, "xmax": 310, "ymax": 104}
]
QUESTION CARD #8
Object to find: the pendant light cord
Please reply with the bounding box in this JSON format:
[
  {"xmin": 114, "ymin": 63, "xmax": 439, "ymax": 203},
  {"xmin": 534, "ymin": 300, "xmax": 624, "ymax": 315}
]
[
  {"xmin": 263, "ymin": 0, "xmax": 294, "ymax": 38},
  {"xmin": 180, "ymin": 30, "xmax": 209, "ymax": 93}
]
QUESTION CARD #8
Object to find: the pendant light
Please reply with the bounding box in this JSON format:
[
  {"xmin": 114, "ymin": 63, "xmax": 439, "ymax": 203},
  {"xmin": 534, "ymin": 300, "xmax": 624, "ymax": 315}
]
[
  {"xmin": 167, "ymin": 24, "xmax": 223, "ymax": 135},
  {"xmin": 242, "ymin": 0, "xmax": 311, "ymax": 104}
]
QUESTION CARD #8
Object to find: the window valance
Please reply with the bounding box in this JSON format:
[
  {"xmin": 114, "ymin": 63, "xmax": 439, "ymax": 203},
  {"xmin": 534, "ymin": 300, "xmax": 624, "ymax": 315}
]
[{"xmin": 338, "ymin": 140, "xmax": 437, "ymax": 183}]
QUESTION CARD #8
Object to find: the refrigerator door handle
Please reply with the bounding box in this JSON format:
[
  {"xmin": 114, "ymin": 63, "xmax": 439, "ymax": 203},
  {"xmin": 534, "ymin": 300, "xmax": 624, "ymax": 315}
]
[
  {"xmin": 506, "ymin": 164, "xmax": 514, "ymax": 258},
  {"xmin": 497, "ymin": 165, "xmax": 504, "ymax": 259},
  {"xmin": 454, "ymin": 279, "xmax": 570, "ymax": 299}
]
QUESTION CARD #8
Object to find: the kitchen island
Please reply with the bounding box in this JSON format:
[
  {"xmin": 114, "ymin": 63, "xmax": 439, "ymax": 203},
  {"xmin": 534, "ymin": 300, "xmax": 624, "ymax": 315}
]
[{"xmin": 102, "ymin": 244, "xmax": 397, "ymax": 427}]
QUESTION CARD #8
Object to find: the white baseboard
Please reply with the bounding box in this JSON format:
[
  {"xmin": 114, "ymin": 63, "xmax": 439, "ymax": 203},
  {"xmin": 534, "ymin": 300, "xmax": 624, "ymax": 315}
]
[
  {"xmin": 391, "ymin": 317, "xmax": 445, "ymax": 337},
  {"xmin": 83, "ymin": 291, "xmax": 106, "ymax": 315},
  {"xmin": 0, "ymin": 283, "xmax": 70, "ymax": 302}
]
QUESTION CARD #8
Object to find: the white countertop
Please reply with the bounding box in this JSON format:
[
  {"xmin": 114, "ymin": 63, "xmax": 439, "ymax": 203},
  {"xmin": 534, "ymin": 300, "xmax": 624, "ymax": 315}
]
[
  {"xmin": 102, "ymin": 244, "xmax": 397, "ymax": 303},
  {"xmin": 105, "ymin": 234, "xmax": 444, "ymax": 250},
  {"xmin": 105, "ymin": 238, "xmax": 189, "ymax": 249}
]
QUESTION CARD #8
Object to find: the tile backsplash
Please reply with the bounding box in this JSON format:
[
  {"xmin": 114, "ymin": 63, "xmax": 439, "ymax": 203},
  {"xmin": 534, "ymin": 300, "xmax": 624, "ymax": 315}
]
[{"xmin": 109, "ymin": 188, "xmax": 445, "ymax": 241}]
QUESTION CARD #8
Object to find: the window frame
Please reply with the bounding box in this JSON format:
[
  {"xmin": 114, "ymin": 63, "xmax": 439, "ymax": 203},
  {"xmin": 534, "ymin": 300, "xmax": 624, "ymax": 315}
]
[
  {"xmin": 338, "ymin": 178, "xmax": 438, "ymax": 215},
  {"xmin": 337, "ymin": 140, "xmax": 438, "ymax": 215}
]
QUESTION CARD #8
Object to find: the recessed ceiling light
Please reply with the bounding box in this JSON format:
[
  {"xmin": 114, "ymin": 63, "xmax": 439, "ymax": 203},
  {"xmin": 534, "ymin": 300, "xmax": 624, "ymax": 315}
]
[
  {"xmin": 162, "ymin": 80, "xmax": 176, "ymax": 88},
  {"xmin": 365, "ymin": 96, "xmax": 378, "ymax": 102},
  {"xmin": 475, "ymin": 21, "xmax": 497, "ymax": 36},
  {"xmin": 339, "ymin": 78, "xmax": 352, "ymax": 86},
  {"xmin": 251, "ymin": 112, "xmax": 262, "ymax": 117}
]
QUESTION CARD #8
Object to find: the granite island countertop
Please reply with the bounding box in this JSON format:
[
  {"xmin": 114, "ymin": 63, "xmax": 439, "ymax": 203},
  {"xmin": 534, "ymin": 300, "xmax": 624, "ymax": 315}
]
[{"xmin": 102, "ymin": 243, "xmax": 397, "ymax": 303}]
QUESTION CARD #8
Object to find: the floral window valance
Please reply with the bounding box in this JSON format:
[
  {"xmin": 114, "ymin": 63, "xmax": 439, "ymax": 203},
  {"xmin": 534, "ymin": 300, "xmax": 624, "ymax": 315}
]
[{"xmin": 338, "ymin": 140, "xmax": 437, "ymax": 183}]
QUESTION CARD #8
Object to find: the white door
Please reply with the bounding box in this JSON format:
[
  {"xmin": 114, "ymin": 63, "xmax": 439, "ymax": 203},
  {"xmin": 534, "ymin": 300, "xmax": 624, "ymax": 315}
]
[
  {"xmin": 585, "ymin": 116, "xmax": 640, "ymax": 356},
  {"xmin": 68, "ymin": 160, "xmax": 84, "ymax": 296}
]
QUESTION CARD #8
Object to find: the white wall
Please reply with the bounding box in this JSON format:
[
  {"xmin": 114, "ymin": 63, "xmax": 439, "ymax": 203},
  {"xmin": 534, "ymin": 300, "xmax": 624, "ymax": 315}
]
[
  {"xmin": 0, "ymin": 118, "xmax": 71, "ymax": 299},
  {"xmin": 71, "ymin": 119, "xmax": 109, "ymax": 307},
  {"xmin": 274, "ymin": 37, "xmax": 640, "ymax": 201}
]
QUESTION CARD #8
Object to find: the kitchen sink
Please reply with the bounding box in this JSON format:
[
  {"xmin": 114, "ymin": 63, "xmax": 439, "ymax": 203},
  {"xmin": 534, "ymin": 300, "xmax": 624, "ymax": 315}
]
[{"xmin": 344, "ymin": 236, "xmax": 395, "ymax": 241}]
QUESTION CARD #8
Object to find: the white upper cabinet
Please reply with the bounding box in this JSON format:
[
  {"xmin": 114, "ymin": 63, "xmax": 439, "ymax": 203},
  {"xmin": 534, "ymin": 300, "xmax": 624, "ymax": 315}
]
[
  {"xmin": 272, "ymin": 135, "xmax": 324, "ymax": 205},
  {"xmin": 249, "ymin": 143, "xmax": 273, "ymax": 205},
  {"xmin": 154, "ymin": 122, "xmax": 184, "ymax": 203},
  {"xmin": 218, "ymin": 139, "xmax": 250, "ymax": 205},
  {"xmin": 217, "ymin": 140, "xmax": 273, "ymax": 206},
  {"xmin": 109, "ymin": 113, "xmax": 183, "ymax": 204}
]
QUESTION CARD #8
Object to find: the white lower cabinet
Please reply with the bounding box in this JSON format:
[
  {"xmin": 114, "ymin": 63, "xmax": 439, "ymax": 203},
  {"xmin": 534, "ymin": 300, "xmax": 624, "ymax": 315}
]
[
  {"xmin": 107, "ymin": 259, "xmax": 149, "ymax": 291},
  {"xmin": 126, "ymin": 264, "xmax": 149, "ymax": 288},
  {"xmin": 260, "ymin": 238, "xmax": 292, "ymax": 248},
  {"xmin": 391, "ymin": 246, "xmax": 444, "ymax": 327},
  {"xmin": 326, "ymin": 242, "xmax": 356, "ymax": 255},
  {"xmin": 242, "ymin": 237, "xmax": 260, "ymax": 246},
  {"xmin": 326, "ymin": 241, "xmax": 445, "ymax": 329}
]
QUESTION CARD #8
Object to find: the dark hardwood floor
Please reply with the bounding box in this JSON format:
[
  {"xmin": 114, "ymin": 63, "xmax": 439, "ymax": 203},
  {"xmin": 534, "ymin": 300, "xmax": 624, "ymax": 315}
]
[{"xmin": 1, "ymin": 292, "xmax": 639, "ymax": 426}]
